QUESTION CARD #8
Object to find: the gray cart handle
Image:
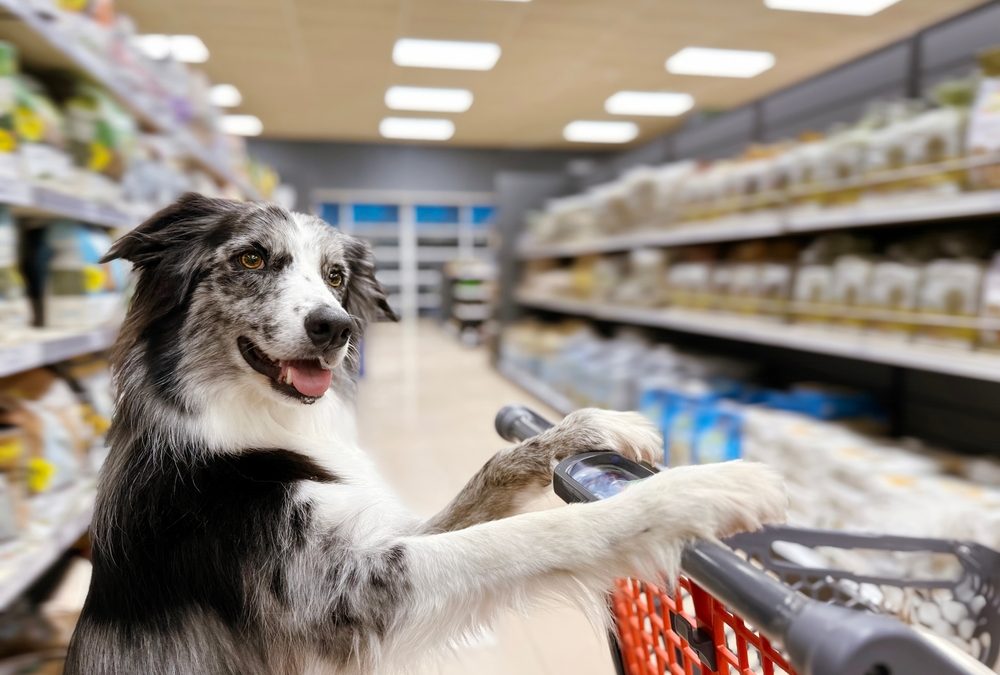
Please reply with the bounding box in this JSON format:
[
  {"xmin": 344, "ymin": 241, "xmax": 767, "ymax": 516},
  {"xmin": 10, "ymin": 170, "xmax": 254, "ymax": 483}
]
[{"xmin": 496, "ymin": 404, "xmax": 982, "ymax": 675}]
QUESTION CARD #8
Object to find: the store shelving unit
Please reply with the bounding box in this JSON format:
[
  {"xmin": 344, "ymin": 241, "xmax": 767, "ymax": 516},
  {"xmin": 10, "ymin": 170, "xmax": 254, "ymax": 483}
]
[
  {"xmin": 0, "ymin": 0, "xmax": 259, "ymax": 198},
  {"xmin": 0, "ymin": 480, "xmax": 96, "ymax": 611},
  {"xmin": 0, "ymin": 323, "xmax": 118, "ymax": 377},
  {"xmin": 0, "ymin": 180, "xmax": 138, "ymax": 228},
  {"xmin": 498, "ymin": 363, "xmax": 573, "ymax": 416},
  {"xmin": 518, "ymin": 188, "xmax": 1000, "ymax": 260},
  {"xmin": 517, "ymin": 292, "xmax": 1000, "ymax": 384},
  {"xmin": 314, "ymin": 190, "xmax": 495, "ymax": 319}
]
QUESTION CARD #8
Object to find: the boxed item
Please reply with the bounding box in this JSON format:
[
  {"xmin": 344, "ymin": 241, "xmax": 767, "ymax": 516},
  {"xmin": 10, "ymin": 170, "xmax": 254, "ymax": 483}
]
[
  {"xmin": 29, "ymin": 221, "xmax": 128, "ymax": 329},
  {"xmin": 830, "ymin": 255, "xmax": 874, "ymax": 329},
  {"xmin": 980, "ymin": 252, "xmax": 1000, "ymax": 350},
  {"xmin": 866, "ymin": 261, "xmax": 923, "ymax": 337},
  {"xmin": 0, "ymin": 369, "xmax": 95, "ymax": 495},
  {"xmin": 914, "ymin": 259, "xmax": 983, "ymax": 348},
  {"xmin": 966, "ymin": 48, "xmax": 1000, "ymax": 189},
  {"xmin": 0, "ymin": 424, "xmax": 28, "ymax": 539},
  {"xmin": 0, "ymin": 206, "xmax": 31, "ymax": 330},
  {"xmin": 692, "ymin": 405, "xmax": 743, "ymax": 464},
  {"xmin": 65, "ymin": 82, "xmax": 137, "ymax": 182},
  {"xmin": 14, "ymin": 76, "xmax": 71, "ymax": 182},
  {"xmin": 0, "ymin": 41, "xmax": 19, "ymax": 177}
]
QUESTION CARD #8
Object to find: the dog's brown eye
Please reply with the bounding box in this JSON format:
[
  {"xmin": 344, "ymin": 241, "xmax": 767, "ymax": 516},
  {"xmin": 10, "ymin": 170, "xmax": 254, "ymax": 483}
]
[
  {"xmin": 328, "ymin": 271, "xmax": 343, "ymax": 288},
  {"xmin": 240, "ymin": 252, "xmax": 264, "ymax": 270}
]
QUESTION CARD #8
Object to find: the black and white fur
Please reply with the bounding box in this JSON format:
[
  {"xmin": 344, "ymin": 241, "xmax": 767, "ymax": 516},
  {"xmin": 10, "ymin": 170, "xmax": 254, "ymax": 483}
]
[{"xmin": 65, "ymin": 193, "xmax": 786, "ymax": 675}]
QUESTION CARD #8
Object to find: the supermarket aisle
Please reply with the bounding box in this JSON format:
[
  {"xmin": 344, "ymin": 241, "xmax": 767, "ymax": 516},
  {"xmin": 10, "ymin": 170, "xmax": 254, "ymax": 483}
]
[{"xmin": 355, "ymin": 320, "xmax": 614, "ymax": 675}]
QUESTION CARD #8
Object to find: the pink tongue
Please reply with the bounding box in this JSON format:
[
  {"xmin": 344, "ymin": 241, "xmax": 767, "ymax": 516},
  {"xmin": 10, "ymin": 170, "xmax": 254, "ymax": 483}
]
[{"xmin": 284, "ymin": 361, "xmax": 333, "ymax": 397}]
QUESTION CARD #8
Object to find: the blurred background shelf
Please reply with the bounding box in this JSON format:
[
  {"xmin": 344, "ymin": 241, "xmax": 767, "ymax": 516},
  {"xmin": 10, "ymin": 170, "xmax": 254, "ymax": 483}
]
[
  {"xmin": 497, "ymin": 363, "xmax": 573, "ymax": 416},
  {"xmin": 0, "ymin": 480, "xmax": 96, "ymax": 611},
  {"xmin": 516, "ymin": 292, "xmax": 1000, "ymax": 384},
  {"xmin": 518, "ymin": 189, "xmax": 1000, "ymax": 260},
  {"xmin": 0, "ymin": 0, "xmax": 259, "ymax": 199},
  {"xmin": 0, "ymin": 324, "xmax": 118, "ymax": 378}
]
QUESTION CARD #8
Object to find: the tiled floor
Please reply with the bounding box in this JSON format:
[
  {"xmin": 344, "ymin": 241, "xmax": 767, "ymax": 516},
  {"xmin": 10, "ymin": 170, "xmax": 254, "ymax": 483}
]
[{"xmin": 356, "ymin": 320, "xmax": 615, "ymax": 675}]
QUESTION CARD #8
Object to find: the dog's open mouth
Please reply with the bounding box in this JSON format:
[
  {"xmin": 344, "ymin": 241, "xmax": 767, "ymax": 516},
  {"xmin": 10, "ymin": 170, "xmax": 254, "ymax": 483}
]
[{"xmin": 237, "ymin": 337, "xmax": 332, "ymax": 402}]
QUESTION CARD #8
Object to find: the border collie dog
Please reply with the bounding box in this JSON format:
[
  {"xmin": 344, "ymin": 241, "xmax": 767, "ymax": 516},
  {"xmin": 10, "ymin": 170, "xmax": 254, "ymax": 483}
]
[{"xmin": 65, "ymin": 193, "xmax": 785, "ymax": 675}]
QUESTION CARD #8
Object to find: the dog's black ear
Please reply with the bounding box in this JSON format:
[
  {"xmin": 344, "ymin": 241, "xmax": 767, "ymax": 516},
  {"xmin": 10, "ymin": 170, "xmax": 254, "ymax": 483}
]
[
  {"xmin": 101, "ymin": 192, "xmax": 240, "ymax": 266},
  {"xmin": 105, "ymin": 193, "xmax": 243, "ymax": 323},
  {"xmin": 343, "ymin": 236, "xmax": 398, "ymax": 323}
]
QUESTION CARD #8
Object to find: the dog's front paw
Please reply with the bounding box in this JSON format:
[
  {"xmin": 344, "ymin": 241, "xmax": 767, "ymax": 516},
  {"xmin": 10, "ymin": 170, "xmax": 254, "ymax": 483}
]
[
  {"xmin": 594, "ymin": 461, "xmax": 786, "ymax": 581},
  {"xmin": 656, "ymin": 461, "xmax": 788, "ymax": 538},
  {"xmin": 554, "ymin": 408, "xmax": 662, "ymax": 466}
]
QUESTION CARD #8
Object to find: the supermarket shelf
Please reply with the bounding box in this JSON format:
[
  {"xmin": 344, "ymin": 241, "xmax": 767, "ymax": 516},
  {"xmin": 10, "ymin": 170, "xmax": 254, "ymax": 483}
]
[
  {"xmin": 518, "ymin": 190, "xmax": 1000, "ymax": 260},
  {"xmin": 0, "ymin": 0, "xmax": 258, "ymax": 198},
  {"xmin": 498, "ymin": 363, "xmax": 574, "ymax": 415},
  {"xmin": 3, "ymin": 183, "xmax": 138, "ymax": 228},
  {"xmin": 0, "ymin": 482, "xmax": 95, "ymax": 611},
  {"xmin": 417, "ymin": 225, "xmax": 460, "ymax": 239},
  {"xmin": 453, "ymin": 285, "xmax": 491, "ymax": 302},
  {"xmin": 453, "ymin": 303, "xmax": 492, "ymax": 322},
  {"xmin": 519, "ymin": 212, "xmax": 783, "ymax": 259},
  {"xmin": 516, "ymin": 292, "xmax": 1000, "ymax": 383},
  {"xmin": 351, "ymin": 225, "xmax": 400, "ymax": 238},
  {"xmin": 0, "ymin": 324, "xmax": 118, "ymax": 378},
  {"xmin": 377, "ymin": 269, "xmax": 442, "ymax": 287}
]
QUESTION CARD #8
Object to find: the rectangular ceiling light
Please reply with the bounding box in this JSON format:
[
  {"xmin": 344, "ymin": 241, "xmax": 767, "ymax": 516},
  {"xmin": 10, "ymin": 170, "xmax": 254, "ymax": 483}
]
[
  {"xmin": 605, "ymin": 91, "xmax": 694, "ymax": 117},
  {"xmin": 563, "ymin": 120, "xmax": 638, "ymax": 144},
  {"xmin": 220, "ymin": 114, "xmax": 262, "ymax": 136},
  {"xmin": 385, "ymin": 86, "xmax": 473, "ymax": 113},
  {"xmin": 392, "ymin": 38, "xmax": 501, "ymax": 71},
  {"xmin": 380, "ymin": 117, "xmax": 455, "ymax": 141},
  {"xmin": 764, "ymin": 0, "xmax": 901, "ymax": 15},
  {"xmin": 210, "ymin": 84, "xmax": 242, "ymax": 108},
  {"xmin": 666, "ymin": 47, "xmax": 775, "ymax": 78}
]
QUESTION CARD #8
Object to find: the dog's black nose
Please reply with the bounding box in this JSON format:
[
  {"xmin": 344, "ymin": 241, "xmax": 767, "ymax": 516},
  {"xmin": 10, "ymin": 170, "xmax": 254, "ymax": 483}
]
[{"xmin": 304, "ymin": 308, "xmax": 352, "ymax": 350}]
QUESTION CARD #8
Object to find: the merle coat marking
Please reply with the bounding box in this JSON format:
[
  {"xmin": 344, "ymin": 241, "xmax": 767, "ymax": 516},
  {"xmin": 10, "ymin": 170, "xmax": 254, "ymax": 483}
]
[{"xmin": 65, "ymin": 193, "xmax": 786, "ymax": 674}]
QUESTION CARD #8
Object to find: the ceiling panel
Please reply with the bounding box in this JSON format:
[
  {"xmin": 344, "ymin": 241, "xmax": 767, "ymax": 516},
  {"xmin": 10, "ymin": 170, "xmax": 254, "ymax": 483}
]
[{"xmin": 116, "ymin": 0, "xmax": 987, "ymax": 149}]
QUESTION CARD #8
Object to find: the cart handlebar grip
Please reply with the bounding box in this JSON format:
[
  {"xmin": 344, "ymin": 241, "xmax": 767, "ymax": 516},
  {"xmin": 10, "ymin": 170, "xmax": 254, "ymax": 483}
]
[
  {"xmin": 495, "ymin": 404, "xmax": 554, "ymax": 443},
  {"xmin": 496, "ymin": 404, "xmax": 982, "ymax": 675}
]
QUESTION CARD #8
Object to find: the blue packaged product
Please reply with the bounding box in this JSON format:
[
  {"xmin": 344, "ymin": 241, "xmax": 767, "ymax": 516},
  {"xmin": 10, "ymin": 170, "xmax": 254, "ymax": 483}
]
[
  {"xmin": 661, "ymin": 391, "xmax": 716, "ymax": 466},
  {"xmin": 692, "ymin": 406, "xmax": 744, "ymax": 464}
]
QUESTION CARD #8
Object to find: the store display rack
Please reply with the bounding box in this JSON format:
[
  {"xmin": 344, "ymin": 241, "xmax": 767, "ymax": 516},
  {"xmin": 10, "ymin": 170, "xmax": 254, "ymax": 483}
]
[
  {"xmin": 0, "ymin": 323, "xmax": 117, "ymax": 378},
  {"xmin": 498, "ymin": 363, "xmax": 573, "ymax": 416},
  {"xmin": 0, "ymin": 480, "xmax": 95, "ymax": 611},
  {"xmin": 0, "ymin": 180, "xmax": 137, "ymax": 229},
  {"xmin": 0, "ymin": 0, "xmax": 259, "ymax": 199},
  {"xmin": 518, "ymin": 188, "xmax": 1000, "ymax": 261},
  {"xmin": 517, "ymin": 292, "xmax": 1000, "ymax": 384}
]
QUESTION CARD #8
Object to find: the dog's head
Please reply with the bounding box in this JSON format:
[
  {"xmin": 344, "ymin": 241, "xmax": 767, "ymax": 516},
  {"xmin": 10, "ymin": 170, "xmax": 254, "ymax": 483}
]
[{"xmin": 104, "ymin": 193, "xmax": 396, "ymax": 409}]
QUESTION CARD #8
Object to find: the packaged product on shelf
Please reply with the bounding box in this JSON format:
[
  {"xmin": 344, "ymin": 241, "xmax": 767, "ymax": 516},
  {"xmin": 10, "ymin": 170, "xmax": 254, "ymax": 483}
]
[
  {"xmin": 0, "ymin": 207, "xmax": 32, "ymax": 332},
  {"xmin": 65, "ymin": 82, "xmax": 138, "ymax": 193},
  {"xmin": 866, "ymin": 261, "xmax": 923, "ymax": 338},
  {"xmin": 14, "ymin": 76, "xmax": 71, "ymax": 183},
  {"xmin": 979, "ymin": 252, "xmax": 1000, "ymax": 351},
  {"xmin": 61, "ymin": 356, "xmax": 113, "ymax": 441},
  {"xmin": 914, "ymin": 259, "xmax": 984, "ymax": 348},
  {"xmin": 613, "ymin": 248, "xmax": 667, "ymax": 307},
  {"xmin": 0, "ymin": 369, "xmax": 96, "ymax": 495},
  {"xmin": 29, "ymin": 221, "xmax": 128, "ymax": 329},
  {"xmin": 691, "ymin": 405, "xmax": 743, "ymax": 464},
  {"xmin": 0, "ymin": 41, "xmax": 20, "ymax": 179},
  {"xmin": 830, "ymin": 255, "xmax": 874, "ymax": 329},
  {"xmin": 791, "ymin": 263, "xmax": 834, "ymax": 324},
  {"xmin": 758, "ymin": 262, "xmax": 794, "ymax": 317},
  {"xmin": 966, "ymin": 47, "xmax": 1000, "ymax": 189},
  {"xmin": 0, "ymin": 424, "xmax": 28, "ymax": 539}
]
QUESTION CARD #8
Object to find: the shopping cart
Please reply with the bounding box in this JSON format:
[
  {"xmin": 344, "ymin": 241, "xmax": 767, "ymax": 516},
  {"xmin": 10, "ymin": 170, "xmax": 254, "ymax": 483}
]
[{"xmin": 494, "ymin": 405, "xmax": 1000, "ymax": 675}]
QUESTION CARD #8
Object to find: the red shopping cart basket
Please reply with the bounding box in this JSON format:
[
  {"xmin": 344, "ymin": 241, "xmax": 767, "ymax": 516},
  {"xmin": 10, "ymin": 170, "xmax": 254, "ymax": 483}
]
[
  {"xmin": 613, "ymin": 575, "xmax": 793, "ymax": 675},
  {"xmin": 494, "ymin": 405, "xmax": 1000, "ymax": 675}
]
